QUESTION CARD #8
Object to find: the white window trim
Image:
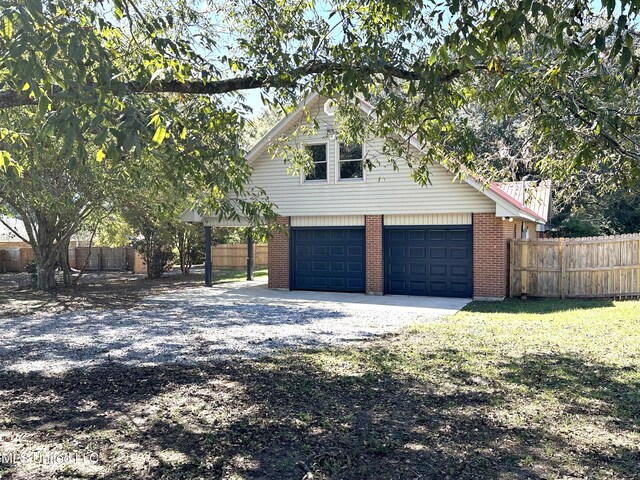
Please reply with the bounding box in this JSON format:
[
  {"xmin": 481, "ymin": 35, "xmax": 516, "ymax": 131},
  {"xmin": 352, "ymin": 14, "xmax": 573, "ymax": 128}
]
[
  {"xmin": 335, "ymin": 142, "xmax": 366, "ymax": 183},
  {"xmin": 300, "ymin": 141, "xmax": 331, "ymax": 185}
]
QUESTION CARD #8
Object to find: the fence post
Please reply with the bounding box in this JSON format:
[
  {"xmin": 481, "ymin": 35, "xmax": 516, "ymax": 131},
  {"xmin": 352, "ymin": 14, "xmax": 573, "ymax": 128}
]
[
  {"xmin": 521, "ymin": 239, "xmax": 528, "ymax": 298},
  {"xmin": 559, "ymin": 238, "xmax": 566, "ymax": 299},
  {"xmin": 509, "ymin": 239, "xmax": 514, "ymax": 298},
  {"xmin": 204, "ymin": 226, "xmax": 212, "ymax": 287},
  {"xmin": 247, "ymin": 228, "xmax": 254, "ymax": 281}
]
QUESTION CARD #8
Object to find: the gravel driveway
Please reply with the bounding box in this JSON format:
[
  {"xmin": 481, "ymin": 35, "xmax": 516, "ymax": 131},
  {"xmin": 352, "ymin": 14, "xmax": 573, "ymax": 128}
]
[{"xmin": 1, "ymin": 280, "xmax": 469, "ymax": 373}]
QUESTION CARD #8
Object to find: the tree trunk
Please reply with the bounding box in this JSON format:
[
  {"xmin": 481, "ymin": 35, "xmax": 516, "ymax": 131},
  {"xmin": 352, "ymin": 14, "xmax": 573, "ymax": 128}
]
[
  {"xmin": 176, "ymin": 230, "xmax": 192, "ymax": 275},
  {"xmin": 36, "ymin": 262, "xmax": 57, "ymax": 290},
  {"xmin": 58, "ymin": 238, "xmax": 72, "ymax": 287}
]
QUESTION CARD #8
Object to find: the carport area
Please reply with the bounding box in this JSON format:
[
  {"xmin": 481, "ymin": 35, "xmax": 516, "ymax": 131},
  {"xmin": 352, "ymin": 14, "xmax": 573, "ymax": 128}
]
[{"xmin": 0, "ymin": 278, "xmax": 469, "ymax": 373}]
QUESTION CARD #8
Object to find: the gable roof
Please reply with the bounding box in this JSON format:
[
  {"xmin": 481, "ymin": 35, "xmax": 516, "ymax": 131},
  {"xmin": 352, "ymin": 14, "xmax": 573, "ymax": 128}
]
[
  {"xmin": 492, "ymin": 181, "xmax": 552, "ymax": 223},
  {"xmin": 245, "ymin": 93, "xmax": 551, "ymax": 224},
  {"xmin": 246, "ymin": 92, "xmax": 320, "ymax": 164}
]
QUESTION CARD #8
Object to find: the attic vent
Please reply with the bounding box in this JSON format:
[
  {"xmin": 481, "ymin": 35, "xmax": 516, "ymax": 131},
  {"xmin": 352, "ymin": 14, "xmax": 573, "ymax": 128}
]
[{"xmin": 324, "ymin": 99, "xmax": 337, "ymax": 116}]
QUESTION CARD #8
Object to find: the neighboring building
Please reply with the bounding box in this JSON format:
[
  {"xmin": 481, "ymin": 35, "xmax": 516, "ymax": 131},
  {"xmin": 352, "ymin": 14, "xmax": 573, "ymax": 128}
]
[
  {"xmin": 0, "ymin": 215, "xmax": 93, "ymax": 248},
  {"xmin": 184, "ymin": 93, "xmax": 551, "ymax": 300},
  {"xmin": 0, "ymin": 215, "xmax": 30, "ymax": 248}
]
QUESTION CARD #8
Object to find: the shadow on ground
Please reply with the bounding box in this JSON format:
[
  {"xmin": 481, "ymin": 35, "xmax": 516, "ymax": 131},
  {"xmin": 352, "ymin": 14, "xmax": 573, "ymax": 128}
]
[
  {"xmin": 462, "ymin": 297, "xmax": 616, "ymax": 315},
  {"xmin": 1, "ymin": 348, "xmax": 637, "ymax": 479}
]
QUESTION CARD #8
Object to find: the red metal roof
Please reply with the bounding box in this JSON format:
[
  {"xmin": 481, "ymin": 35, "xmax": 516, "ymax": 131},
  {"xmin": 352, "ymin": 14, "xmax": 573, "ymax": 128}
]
[{"xmin": 490, "ymin": 181, "xmax": 551, "ymax": 223}]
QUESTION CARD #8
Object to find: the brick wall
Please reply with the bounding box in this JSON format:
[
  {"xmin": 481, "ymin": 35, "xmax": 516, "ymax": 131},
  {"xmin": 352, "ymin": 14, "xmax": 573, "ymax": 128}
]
[
  {"xmin": 268, "ymin": 216, "xmax": 290, "ymax": 289},
  {"xmin": 473, "ymin": 213, "xmax": 517, "ymax": 299},
  {"xmin": 365, "ymin": 215, "xmax": 383, "ymax": 295}
]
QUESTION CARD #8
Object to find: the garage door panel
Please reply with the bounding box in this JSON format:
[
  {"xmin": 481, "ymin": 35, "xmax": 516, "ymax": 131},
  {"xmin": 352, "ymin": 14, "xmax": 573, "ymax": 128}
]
[
  {"xmin": 411, "ymin": 264, "xmax": 427, "ymax": 275},
  {"xmin": 292, "ymin": 228, "xmax": 366, "ymax": 293},
  {"xmin": 450, "ymin": 282, "xmax": 470, "ymax": 294},
  {"xmin": 451, "ymin": 265, "xmax": 469, "ymax": 276},
  {"xmin": 408, "ymin": 230, "xmax": 426, "ymax": 241},
  {"xmin": 388, "ymin": 230, "xmax": 405, "ymax": 241},
  {"xmin": 385, "ymin": 225, "xmax": 473, "ymax": 298},
  {"xmin": 450, "ymin": 229, "xmax": 470, "ymax": 241},
  {"xmin": 347, "ymin": 262, "xmax": 362, "ymax": 272},
  {"xmin": 313, "ymin": 261, "xmax": 328, "ymax": 271},
  {"xmin": 429, "ymin": 264, "xmax": 446, "ymax": 276},
  {"xmin": 450, "ymin": 247, "xmax": 469, "ymax": 259}
]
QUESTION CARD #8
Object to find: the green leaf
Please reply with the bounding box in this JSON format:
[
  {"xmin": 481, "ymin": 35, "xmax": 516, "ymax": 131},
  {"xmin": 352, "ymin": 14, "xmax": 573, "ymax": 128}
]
[
  {"xmin": 96, "ymin": 149, "xmax": 106, "ymax": 162},
  {"xmin": 37, "ymin": 95, "xmax": 50, "ymax": 116},
  {"xmin": 428, "ymin": 49, "xmax": 437, "ymax": 66},
  {"xmin": 152, "ymin": 125, "xmax": 167, "ymax": 146},
  {"xmin": 621, "ymin": 46, "xmax": 631, "ymax": 70},
  {"xmin": 595, "ymin": 34, "xmax": 605, "ymax": 51},
  {"xmin": 2, "ymin": 16, "xmax": 13, "ymax": 39}
]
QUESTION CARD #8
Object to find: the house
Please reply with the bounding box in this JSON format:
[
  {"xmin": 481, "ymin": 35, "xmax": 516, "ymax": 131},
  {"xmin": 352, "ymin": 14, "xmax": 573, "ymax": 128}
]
[
  {"xmin": 184, "ymin": 93, "xmax": 551, "ymax": 300},
  {"xmin": 0, "ymin": 215, "xmax": 30, "ymax": 248}
]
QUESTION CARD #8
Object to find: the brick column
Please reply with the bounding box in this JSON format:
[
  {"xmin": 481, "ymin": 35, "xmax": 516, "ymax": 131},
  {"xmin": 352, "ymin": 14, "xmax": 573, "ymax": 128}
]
[
  {"xmin": 268, "ymin": 216, "xmax": 290, "ymax": 290},
  {"xmin": 473, "ymin": 213, "xmax": 516, "ymax": 300},
  {"xmin": 365, "ymin": 215, "xmax": 383, "ymax": 295}
]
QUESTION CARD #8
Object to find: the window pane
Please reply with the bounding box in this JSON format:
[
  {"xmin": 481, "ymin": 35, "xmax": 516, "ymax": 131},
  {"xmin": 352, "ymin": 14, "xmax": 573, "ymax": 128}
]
[
  {"xmin": 306, "ymin": 161, "xmax": 327, "ymax": 181},
  {"xmin": 306, "ymin": 144, "xmax": 327, "ymax": 164},
  {"xmin": 340, "ymin": 160, "xmax": 363, "ymax": 179},
  {"xmin": 339, "ymin": 144, "xmax": 363, "ymax": 160},
  {"xmin": 304, "ymin": 144, "xmax": 327, "ymax": 181}
]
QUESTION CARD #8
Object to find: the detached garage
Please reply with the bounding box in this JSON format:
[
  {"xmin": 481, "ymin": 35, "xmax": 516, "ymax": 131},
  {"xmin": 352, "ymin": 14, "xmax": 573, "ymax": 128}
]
[{"xmin": 185, "ymin": 93, "xmax": 552, "ymax": 300}]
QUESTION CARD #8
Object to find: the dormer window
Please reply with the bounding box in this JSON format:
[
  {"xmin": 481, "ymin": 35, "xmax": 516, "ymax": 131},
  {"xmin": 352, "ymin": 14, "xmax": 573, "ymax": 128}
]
[
  {"xmin": 338, "ymin": 143, "xmax": 364, "ymax": 181},
  {"xmin": 304, "ymin": 144, "xmax": 328, "ymax": 182}
]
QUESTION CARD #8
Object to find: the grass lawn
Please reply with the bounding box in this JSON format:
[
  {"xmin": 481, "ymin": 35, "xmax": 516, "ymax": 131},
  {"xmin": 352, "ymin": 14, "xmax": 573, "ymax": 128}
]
[
  {"xmin": 1, "ymin": 298, "xmax": 639, "ymax": 479},
  {"xmin": 213, "ymin": 268, "xmax": 268, "ymax": 283}
]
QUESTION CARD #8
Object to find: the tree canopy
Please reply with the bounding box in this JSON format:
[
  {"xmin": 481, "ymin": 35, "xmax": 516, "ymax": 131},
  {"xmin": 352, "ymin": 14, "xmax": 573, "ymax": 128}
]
[{"xmin": 0, "ymin": 0, "xmax": 638, "ymax": 186}]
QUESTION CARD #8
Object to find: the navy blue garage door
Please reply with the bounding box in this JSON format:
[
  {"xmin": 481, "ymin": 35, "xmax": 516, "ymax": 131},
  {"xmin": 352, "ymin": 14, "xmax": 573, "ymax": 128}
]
[
  {"xmin": 291, "ymin": 228, "xmax": 366, "ymax": 292},
  {"xmin": 385, "ymin": 226, "xmax": 473, "ymax": 297}
]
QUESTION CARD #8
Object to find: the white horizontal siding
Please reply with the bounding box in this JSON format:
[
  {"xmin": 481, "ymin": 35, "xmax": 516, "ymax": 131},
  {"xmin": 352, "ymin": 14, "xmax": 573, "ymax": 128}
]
[
  {"xmin": 384, "ymin": 213, "xmax": 472, "ymax": 226},
  {"xmin": 291, "ymin": 215, "xmax": 365, "ymax": 227},
  {"xmin": 249, "ymin": 96, "xmax": 496, "ymax": 217}
]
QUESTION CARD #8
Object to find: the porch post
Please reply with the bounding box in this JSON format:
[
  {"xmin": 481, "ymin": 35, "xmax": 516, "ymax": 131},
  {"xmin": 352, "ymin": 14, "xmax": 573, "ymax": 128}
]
[
  {"xmin": 204, "ymin": 225, "xmax": 212, "ymax": 287},
  {"xmin": 247, "ymin": 227, "xmax": 254, "ymax": 281}
]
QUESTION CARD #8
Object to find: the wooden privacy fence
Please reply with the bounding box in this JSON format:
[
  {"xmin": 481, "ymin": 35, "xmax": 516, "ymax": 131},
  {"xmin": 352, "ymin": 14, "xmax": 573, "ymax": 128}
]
[
  {"xmin": 0, "ymin": 247, "xmax": 34, "ymax": 273},
  {"xmin": 212, "ymin": 244, "xmax": 268, "ymax": 269},
  {"xmin": 0, "ymin": 246, "xmax": 144, "ymax": 273},
  {"xmin": 510, "ymin": 234, "xmax": 640, "ymax": 298},
  {"xmin": 74, "ymin": 247, "xmax": 138, "ymax": 272}
]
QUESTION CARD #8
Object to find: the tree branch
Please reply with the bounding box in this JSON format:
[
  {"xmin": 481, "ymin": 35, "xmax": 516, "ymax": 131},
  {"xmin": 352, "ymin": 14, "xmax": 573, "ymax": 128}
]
[{"xmin": 0, "ymin": 62, "xmax": 487, "ymax": 109}]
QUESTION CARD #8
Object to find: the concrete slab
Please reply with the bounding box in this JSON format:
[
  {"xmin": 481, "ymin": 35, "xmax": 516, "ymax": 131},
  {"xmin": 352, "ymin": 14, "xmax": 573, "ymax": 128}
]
[{"xmin": 178, "ymin": 279, "xmax": 471, "ymax": 316}]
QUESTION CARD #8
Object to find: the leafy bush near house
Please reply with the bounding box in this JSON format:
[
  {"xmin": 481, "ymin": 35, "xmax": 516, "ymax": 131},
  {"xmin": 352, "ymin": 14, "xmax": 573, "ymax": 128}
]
[
  {"xmin": 132, "ymin": 237, "xmax": 173, "ymax": 279},
  {"xmin": 25, "ymin": 260, "xmax": 38, "ymax": 283}
]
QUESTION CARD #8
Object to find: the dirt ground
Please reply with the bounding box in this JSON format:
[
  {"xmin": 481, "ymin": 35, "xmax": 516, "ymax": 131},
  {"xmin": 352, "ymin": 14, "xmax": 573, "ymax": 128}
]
[{"xmin": 0, "ymin": 268, "xmax": 217, "ymax": 318}]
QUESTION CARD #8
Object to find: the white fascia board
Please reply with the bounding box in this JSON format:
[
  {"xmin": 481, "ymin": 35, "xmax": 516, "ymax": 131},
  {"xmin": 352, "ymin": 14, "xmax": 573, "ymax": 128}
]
[
  {"xmin": 495, "ymin": 204, "xmax": 539, "ymax": 223},
  {"xmin": 179, "ymin": 209, "xmax": 202, "ymax": 223}
]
